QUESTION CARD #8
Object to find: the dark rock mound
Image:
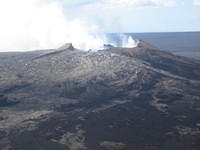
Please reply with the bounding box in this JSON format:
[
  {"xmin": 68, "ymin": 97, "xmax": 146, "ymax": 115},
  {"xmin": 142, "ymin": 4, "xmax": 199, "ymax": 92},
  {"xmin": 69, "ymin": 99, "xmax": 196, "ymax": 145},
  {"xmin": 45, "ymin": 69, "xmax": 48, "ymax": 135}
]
[
  {"xmin": 0, "ymin": 40, "xmax": 200, "ymax": 150},
  {"xmin": 108, "ymin": 40, "xmax": 200, "ymax": 80},
  {"xmin": 57, "ymin": 43, "xmax": 75, "ymax": 51}
]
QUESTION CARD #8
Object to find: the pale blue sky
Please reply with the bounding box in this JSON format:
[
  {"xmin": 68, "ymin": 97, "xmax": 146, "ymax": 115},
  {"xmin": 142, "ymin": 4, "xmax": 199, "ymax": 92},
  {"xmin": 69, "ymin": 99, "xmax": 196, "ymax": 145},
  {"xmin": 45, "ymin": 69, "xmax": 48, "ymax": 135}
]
[{"xmin": 62, "ymin": 0, "xmax": 200, "ymax": 32}]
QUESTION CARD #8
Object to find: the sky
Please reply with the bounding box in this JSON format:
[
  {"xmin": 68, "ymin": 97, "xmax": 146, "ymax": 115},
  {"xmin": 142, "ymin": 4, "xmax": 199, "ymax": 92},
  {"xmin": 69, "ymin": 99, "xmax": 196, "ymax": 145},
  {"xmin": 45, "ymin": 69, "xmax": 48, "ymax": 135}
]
[
  {"xmin": 0, "ymin": 0, "xmax": 200, "ymax": 51},
  {"xmin": 65, "ymin": 0, "xmax": 200, "ymax": 32}
]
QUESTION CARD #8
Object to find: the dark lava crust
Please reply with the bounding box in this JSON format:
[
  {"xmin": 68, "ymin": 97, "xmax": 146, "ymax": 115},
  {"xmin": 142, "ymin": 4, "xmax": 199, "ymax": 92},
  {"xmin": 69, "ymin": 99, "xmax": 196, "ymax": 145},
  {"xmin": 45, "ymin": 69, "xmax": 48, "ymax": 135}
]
[{"xmin": 0, "ymin": 41, "xmax": 200, "ymax": 150}]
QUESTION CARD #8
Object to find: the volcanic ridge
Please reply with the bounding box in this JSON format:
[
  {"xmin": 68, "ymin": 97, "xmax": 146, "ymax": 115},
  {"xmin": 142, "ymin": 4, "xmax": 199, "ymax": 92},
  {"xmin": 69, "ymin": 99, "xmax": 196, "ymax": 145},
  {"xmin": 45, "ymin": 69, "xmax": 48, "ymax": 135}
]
[{"xmin": 0, "ymin": 40, "xmax": 200, "ymax": 150}]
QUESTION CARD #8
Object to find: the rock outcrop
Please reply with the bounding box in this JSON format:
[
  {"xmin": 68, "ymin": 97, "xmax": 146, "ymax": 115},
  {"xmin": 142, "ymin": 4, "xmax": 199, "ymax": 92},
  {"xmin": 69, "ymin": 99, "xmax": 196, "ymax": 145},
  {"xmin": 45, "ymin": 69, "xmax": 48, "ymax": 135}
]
[{"xmin": 57, "ymin": 43, "xmax": 75, "ymax": 51}]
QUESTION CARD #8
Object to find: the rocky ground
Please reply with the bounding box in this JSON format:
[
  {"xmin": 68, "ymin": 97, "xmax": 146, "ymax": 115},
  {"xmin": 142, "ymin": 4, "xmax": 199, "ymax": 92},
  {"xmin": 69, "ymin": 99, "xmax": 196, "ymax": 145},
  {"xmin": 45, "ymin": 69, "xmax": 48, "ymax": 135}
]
[{"xmin": 0, "ymin": 41, "xmax": 200, "ymax": 150}]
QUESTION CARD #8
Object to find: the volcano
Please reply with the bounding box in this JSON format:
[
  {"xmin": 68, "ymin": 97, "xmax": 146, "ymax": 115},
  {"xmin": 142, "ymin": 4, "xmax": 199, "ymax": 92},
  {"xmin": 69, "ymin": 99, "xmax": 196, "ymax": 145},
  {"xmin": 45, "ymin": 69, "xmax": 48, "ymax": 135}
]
[{"xmin": 0, "ymin": 41, "xmax": 200, "ymax": 150}]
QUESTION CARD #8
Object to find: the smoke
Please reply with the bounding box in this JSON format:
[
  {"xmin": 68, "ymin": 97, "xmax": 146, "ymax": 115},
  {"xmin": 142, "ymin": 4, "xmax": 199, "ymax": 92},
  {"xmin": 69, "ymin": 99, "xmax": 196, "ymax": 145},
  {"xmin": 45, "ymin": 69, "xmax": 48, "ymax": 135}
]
[
  {"xmin": 106, "ymin": 34, "xmax": 139, "ymax": 48},
  {"xmin": 0, "ymin": 0, "xmax": 138, "ymax": 52},
  {"xmin": 120, "ymin": 34, "xmax": 139, "ymax": 48},
  {"xmin": 0, "ymin": 0, "xmax": 107, "ymax": 51}
]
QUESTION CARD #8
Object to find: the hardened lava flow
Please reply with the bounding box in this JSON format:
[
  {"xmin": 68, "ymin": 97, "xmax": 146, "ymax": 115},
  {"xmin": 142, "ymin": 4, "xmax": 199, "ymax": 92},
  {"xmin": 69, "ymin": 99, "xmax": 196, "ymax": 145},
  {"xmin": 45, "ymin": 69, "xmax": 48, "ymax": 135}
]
[{"xmin": 0, "ymin": 40, "xmax": 200, "ymax": 150}]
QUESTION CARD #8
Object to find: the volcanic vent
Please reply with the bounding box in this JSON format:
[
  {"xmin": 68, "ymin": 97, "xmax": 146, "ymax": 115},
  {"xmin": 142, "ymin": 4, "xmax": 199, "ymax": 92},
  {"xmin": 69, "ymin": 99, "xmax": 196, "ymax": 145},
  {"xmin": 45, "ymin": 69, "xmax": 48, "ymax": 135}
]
[{"xmin": 0, "ymin": 40, "xmax": 200, "ymax": 150}]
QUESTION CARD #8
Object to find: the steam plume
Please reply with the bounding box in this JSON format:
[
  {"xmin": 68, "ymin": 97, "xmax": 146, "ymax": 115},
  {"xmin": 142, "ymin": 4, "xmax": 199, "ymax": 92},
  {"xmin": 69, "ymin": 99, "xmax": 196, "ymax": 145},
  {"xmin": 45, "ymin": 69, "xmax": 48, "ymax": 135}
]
[
  {"xmin": 121, "ymin": 35, "xmax": 139, "ymax": 48},
  {"xmin": 0, "ymin": 0, "xmax": 106, "ymax": 51},
  {"xmin": 0, "ymin": 0, "xmax": 138, "ymax": 52}
]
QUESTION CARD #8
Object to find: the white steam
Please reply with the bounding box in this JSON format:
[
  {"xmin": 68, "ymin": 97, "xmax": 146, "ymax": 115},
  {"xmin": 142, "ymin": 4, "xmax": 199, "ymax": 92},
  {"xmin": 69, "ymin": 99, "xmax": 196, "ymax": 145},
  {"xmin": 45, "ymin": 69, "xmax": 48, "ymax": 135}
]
[
  {"xmin": 0, "ymin": 0, "xmax": 138, "ymax": 52},
  {"xmin": 121, "ymin": 35, "xmax": 139, "ymax": 48},
  {"xmin": 0, "ymin": 0, "xmax": 106, "ymax": 51},
  {"xmin": 107, "ymin": 34, "xmax": 139, "ymax": 48}
]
